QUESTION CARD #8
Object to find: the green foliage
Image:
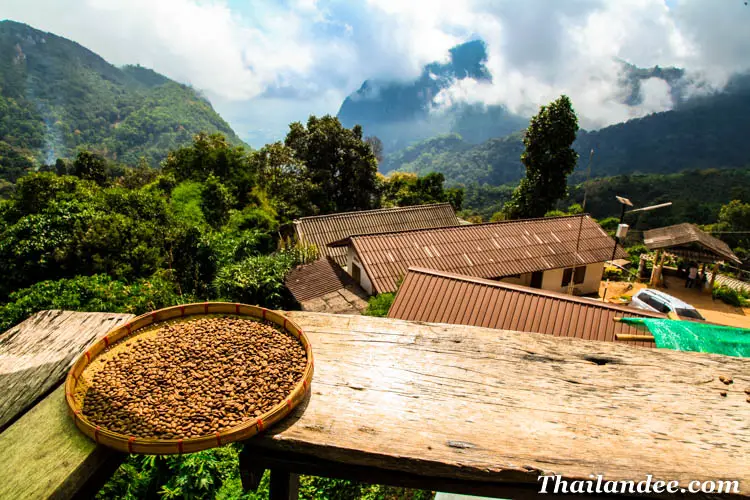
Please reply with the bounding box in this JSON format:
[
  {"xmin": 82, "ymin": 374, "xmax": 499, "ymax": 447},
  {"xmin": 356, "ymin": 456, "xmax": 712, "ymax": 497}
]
[
  {"xmin": 380, "ymin": 171, "xmax": 463, "ymax": 210},
  {"xmin": 384, "ymin": 133, "xmax": 524, "ymax": 187},
  {"xmin": 363, "ymin": 293, "xmax": 396, "ymax": 317},
  {"xmin": 73, "ymin": 150, "xmax": 108, "ymax": 185},
  {"xmin": 712, "ymin": 285, "xmax": 750, "ymax": 308},
  {"xmin": 171, "ymin": 181, "xmax": 206, "ymax": 227},
  {"xmin": 212, "ymin": 250, "xmax": 300, "ymax": 308},
  {"xmin": 504, "ymin": 95, "xmax": 579, "ymax": 219},
  {"xmin": 0, "ymin": 273, "xmax": 182, "ymax": 331},
  {"xmin": 285, "ymin": 115, "xmax": 379, "ymax": 214},
  {"xmin": 602, "ymin": 267, "xmax": 626, "ymax": 281},
  {"xmin": 0, "ymin": 21, "xmax": 244, "ymax": 173},
  {"xmin": 201, "ymin": 175, "xmax": 235, "ymax": 229}
]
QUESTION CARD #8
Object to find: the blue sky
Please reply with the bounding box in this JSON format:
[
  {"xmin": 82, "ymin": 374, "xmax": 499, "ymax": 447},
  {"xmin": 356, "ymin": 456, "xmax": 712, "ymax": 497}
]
[{"xmin": 2, "ymin": 0, "xmax": 749, "ymax": 146}]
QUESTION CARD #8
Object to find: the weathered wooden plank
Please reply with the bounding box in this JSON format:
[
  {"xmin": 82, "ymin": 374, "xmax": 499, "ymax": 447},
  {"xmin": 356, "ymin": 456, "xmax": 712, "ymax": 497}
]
[
  {"xmin": 0, "ymin": 384, "xmax": 123, "ymax": 500},
  {"xmin": 247, "ymin": 312, "xmax": 749, "ymax": 492},
  {"xmin": 0, "ymin": 310, "xmax": 133, "ymax": 430}
]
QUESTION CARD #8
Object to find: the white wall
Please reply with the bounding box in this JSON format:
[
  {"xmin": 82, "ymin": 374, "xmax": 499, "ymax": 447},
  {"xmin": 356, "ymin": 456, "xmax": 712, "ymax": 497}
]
[
  {"xmin": 541, "ymin": 262, "xmax": 604, "ymax": 295},
  {"xmin": 347, "ymin": 245, "xmax": 374, "ymax": 295}
]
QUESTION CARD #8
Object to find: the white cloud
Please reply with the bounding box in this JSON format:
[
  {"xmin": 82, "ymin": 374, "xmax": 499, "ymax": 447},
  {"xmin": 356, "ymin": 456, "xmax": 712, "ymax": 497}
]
[{"xmin": 2, "ymin": 0, "xmax": 750, "ymax": 144}]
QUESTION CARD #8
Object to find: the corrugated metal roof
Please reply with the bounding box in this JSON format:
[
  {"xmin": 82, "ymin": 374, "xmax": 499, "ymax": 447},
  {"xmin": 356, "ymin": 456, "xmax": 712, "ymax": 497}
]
[
  {"xmin": 293, "ymin": 203, "xmax": 460, "ymax": 267},
  {"xmin": 336, "ymin": 215, "xmax": 627, "ymax": 294},
  {"xmin": 644, "ymin": 223, "xmax": 742, "ymax": 265},
  {"xmin": 388, "ymin": 267, "xmax": 666, "ymax": 347},
  {"xmin": 284, "ymin": 257, "xmax": 363, "ymax": 302}
]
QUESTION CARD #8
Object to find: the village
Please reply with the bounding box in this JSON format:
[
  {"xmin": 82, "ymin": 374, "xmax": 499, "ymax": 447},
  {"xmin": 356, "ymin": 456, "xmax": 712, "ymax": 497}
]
[
  {"xmin": 3, "ymin": 200, "xmax": 747, "ymax": 500},
  {"xmin": 286, "ymin": 202, "xmax": 749, "ymax": 340}
]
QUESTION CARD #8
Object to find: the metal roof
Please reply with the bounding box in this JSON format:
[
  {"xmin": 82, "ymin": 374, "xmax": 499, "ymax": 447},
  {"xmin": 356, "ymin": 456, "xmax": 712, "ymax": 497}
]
[
  {"xmin": 334, "ymin": 214, "xmax": 627, "ymax": 294},
  {"xmin": 284, "ymin": 257, "xmax": 362, "ymax": 303},
  {"xmin": 643, "ymin": 223, "xmax": 741, "ymax": 265},
  {"xmin": 293, "ymin": 203, "xmax": 459, "ymax": 267},
  {"xmin": 388, "ymin": 267, "xmax": 666, "ymax": 347}
]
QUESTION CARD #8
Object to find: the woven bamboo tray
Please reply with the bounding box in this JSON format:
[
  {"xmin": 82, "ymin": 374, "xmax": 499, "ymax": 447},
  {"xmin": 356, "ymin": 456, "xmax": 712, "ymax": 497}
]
[{"xmin": 64, "ymin": 302, "xmax": 313, "ymax": 454}]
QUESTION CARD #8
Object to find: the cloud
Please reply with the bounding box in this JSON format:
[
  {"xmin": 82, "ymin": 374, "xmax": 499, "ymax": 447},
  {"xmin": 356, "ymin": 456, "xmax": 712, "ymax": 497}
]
[{"xmin": 2, "ymin": 0, "xmax": 750, "ymax": 145}]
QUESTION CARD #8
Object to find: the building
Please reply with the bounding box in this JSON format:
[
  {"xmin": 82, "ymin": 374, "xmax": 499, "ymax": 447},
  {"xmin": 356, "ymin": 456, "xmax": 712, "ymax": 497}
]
[
  {"xmin": 286, "ymin": 203, "xmax": 460, "ymax": 310},
  {"xmin": 388, "ymin": 267, "xmax": 666, "ymax": 347},
  {"xmin": 643, "ymin": 223, "xmax": 742, "ymax": 290},
  {"xmin": 329, "ymin": 214, "xmax": 627, "ymax": 296},
  {"xmin": 292, "ymin": 203, "xmax": 460, "ymax": 270}
]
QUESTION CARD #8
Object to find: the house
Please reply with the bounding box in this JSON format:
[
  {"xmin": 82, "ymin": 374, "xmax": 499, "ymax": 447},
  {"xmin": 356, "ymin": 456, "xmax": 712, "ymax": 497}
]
[
  {"xmin": 285, "ymin": 203, "xmax": 460, "ymax": 309},
  {"xmin": 328, "ymin": 214, "xmax": 627, "ymax": 296},
  {"xmin": 387, "ymin": 267, "xmax": 666, "ymax": 347},
  {"xmin": 292, "ymin": 203, "xmax": 460, "ymax": 270}
]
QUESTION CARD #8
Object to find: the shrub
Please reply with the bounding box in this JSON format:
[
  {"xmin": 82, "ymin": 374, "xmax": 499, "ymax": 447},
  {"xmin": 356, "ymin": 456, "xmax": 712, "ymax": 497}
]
[
  {"xmin": 0, "ymin": 273, "xmax": 183, "ymax": 331},
  {"xmin": 712, "ymin": 286, "xmax": 750, "ymax": 307},
  {"xmin": 363, "ymin": 293, "xmax": 396, "ymax": 317},
  {"xmin": 212, "ymin": 251, "xmax": 300, "ymax": 308},
  {"xmin": 602, "ymin": 267, "xmax": 625, "ymax": 281}
]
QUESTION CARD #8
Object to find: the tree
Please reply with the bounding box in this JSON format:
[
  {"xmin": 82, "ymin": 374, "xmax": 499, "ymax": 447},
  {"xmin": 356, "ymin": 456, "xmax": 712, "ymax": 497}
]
[
  {"xmin": 285, "ymin": 115, "xmax": 379, "ymax": 214},
  {"xmin": 503, "ymin": 95, "xmax": 579, "ymax": 219},
  {"xmin": 365, "ymin": 135, "xmax": 384, "ymax": 164},
  {"xmin": 73, "ymin": 150, "xmax": 108, "ymax": 185},
  {"xmin": 712, "ymin": 200, "xmax": 750, "ymax": 252},
  {"xmin": 380, "ymin": 171, "xmax": 463, "ymax": 210}
]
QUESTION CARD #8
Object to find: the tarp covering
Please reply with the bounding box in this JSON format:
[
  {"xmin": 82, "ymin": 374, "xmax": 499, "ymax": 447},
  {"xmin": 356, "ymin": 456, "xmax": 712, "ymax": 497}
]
[{"xmin": 619, "ymin": 318, "xmax": 750, "ymax": 357}]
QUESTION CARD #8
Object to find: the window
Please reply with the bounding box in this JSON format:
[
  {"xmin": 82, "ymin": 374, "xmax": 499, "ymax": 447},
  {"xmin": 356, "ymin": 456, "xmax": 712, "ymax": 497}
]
[
  {"xmin": 561, "ymin": 267, "xmax": 586, "ymax": 287},
  {"xmin": 676, "ymin": 308, "xmax": 704, "ymax": 320},
  {"xmin": 641, "ymin": 293, "xmax": 670, "ymax": 314},
  {"xmin": 351, "ymin": 263, "xmax": 361, "ymax": 283}
]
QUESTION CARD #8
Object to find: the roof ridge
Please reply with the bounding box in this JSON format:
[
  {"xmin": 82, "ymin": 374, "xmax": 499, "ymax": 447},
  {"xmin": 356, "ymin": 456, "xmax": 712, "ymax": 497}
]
[
  {"xmin": 405, "ymin": 267, "xmax": 664, "ymax": 317},
  {"xmin": 336, "ymin": 214, "xmax": 595, "ymax": 243},
  {"xmin": 294, "ymin": 203, "xmax": 453, "ymax": 223}
]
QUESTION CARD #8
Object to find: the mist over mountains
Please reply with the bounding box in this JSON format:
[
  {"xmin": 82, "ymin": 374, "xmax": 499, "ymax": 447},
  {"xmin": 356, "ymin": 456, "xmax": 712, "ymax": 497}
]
[{"xmin": 337, "ymin": 39, "xmax": 708, "ymax": 156}]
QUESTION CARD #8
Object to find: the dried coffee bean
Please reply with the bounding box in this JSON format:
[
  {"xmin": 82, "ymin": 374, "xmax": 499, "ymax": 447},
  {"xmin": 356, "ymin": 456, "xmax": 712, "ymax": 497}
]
[{"xmin": 81, "ymin": 316, "xmax": 307, "ymax": 440}]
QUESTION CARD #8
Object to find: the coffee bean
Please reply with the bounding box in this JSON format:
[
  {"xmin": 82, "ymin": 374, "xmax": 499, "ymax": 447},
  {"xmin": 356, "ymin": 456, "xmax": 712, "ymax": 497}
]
[{"xmin": 81, "ymin": 316, "xmax": 307, "ymax": 440}]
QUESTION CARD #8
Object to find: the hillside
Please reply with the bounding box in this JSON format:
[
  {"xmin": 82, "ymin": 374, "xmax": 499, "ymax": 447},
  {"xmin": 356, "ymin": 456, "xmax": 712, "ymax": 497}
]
[
  {"xmin": 0, "ymin": 20, "xmax": 243, "ymax": 181},
  {"xmin": 386, "ymin": 73, "xmax": 750, "ymax": 186}
]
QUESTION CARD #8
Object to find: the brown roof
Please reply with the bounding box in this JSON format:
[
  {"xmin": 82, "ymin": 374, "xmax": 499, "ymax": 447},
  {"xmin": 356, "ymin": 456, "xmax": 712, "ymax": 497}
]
[
  {"xmin": 284, "ymin": 258, "xmax": 362, "ymax": 302},
  {"xmin": 643, "ymin": 223, "xmax": 742, "ymax": 265},
  {"xmin": 294, "ymin": 203, "xmax": 460, "ymax": 268},
  {"xmin": 333, "ymin": 214, "xmax": 627, "ymax": 294},
  {"xmin": 388, "ymin": 267, "xmax": 666, "ymax": 347}
]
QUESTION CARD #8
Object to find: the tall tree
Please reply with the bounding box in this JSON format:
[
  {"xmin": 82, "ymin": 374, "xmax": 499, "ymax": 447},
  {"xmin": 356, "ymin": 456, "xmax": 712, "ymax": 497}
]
[
  {"xmin": 503, "ymin": 95, "xmax": 579, "ymax": 219},
  {"xmin": 73, "ymin": 150, "xmax": 108, "ymax": 185},
  {"xmin": 365, "ymin": 136, "xmax": 384, "ymax": 164},
  {"xmin": 285, "ymin": 115, "xmax": 379, "ymax": 214}
]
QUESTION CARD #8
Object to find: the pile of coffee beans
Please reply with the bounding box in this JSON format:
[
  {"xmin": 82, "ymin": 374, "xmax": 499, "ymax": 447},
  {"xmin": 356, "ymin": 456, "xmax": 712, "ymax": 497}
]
[{"xmin": 81, "ymin": 316, "xmax": 307, "ymax": 439}]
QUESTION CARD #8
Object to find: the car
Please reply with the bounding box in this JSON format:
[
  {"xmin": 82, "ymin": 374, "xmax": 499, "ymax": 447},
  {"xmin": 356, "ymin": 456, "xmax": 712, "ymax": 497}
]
[{"xmin": 630, "ymin": 289, "xmax": 705, "ymax": 320}]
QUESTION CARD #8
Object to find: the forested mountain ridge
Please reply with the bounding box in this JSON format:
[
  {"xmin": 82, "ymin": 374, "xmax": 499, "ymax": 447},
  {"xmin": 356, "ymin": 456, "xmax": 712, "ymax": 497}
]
[
  {"xmin": 385, "ymin": 73, "xmax": 750, "ymax": 186},
  {"xmin": 0, "ymin": 20, "xmax": 242, "ymax": 181}
]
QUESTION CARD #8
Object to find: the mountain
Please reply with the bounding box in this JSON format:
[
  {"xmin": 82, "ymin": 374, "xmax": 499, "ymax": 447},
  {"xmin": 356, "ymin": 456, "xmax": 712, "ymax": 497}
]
[
  {"xmin": 337, "ymin": 40, "xmax": 527, "ymax": 153},
  {"xmin": 0, "ymin": 20, "xmax": 243, "ymax": 181},
  {"xmin": 385, "ymin": 71, "xmax": 750, "ymax": 186}
]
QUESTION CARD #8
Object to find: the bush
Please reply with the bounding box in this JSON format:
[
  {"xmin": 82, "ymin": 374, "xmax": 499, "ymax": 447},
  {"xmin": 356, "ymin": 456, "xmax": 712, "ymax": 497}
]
[
  {"xmin": 712, "ymin": 286, "xmax": 750, "ymax": 307},
  {"xmin": 602, "ymin": 267, "xmax": 626, "ymax": 281},
  {"xmin": 0, "ymin": 273, "xmax": 184, "ymax": 331},
  {"xmin": 363, "ymin": 293, "xmax": 396, "ymax": 317},
  {"xmin": 212, "ymin": 251, "xmax": 300, "ymax": 308}
]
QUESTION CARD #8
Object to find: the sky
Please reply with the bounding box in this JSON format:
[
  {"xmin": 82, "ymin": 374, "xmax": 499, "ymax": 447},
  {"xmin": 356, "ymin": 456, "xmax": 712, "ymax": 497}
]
[{"xmin": 2, "ymin": 0, "xmax": 749, "ymax": 146}]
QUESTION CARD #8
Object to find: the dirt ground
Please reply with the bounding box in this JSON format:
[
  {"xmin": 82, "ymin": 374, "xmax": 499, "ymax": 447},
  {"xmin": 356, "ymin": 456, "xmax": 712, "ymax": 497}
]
[{"xmin": 599, "ymin": 275, "xmax": 750, "ymax": 329}]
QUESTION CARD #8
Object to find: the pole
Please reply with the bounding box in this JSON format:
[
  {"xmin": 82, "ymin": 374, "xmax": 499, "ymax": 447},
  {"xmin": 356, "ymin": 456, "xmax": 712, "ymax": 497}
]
[{"xmin": 611, "ymin": 202, "xmax": 626, "ymax": 261}]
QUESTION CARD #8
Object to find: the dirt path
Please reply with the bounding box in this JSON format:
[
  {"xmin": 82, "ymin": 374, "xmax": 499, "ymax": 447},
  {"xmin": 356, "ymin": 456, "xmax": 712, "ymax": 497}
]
[{"xmin": 599, "ymin": 276, "xmax": 750, "ymax": 329}]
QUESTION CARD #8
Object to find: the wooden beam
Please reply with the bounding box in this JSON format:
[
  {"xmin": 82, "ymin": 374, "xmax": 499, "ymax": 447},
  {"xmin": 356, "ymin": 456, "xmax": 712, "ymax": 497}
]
[
  {"xmin": 0, "ymin": 384, "xmax": 125, "ymax": 499},
  {"xmin": 0, "ymin": 310, "xmax": 134, "ymax": 431},
  {"xmin": 0, "ymin": 311, "xmax": 133, "ymax": 500},
  {"xmin": 615, "ymin": 334, "xmax": 656, "ymax": 342},
  {"xmin": 252, "ymin": 312, "xmax": 749, "ymax": 492}
]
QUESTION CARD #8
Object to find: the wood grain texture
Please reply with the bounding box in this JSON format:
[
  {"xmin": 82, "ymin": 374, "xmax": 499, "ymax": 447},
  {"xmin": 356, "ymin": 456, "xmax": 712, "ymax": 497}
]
[
  {"xmin": 249, "ymin": 312, "xmax": 750, "ymax": 491},
  {"xmin": 0, "ymin": 310, "xmax": 134, "ymax": 430},
  {"xmin": 0, "ymin": 384, "xmax": 121, "ymax": 500}
]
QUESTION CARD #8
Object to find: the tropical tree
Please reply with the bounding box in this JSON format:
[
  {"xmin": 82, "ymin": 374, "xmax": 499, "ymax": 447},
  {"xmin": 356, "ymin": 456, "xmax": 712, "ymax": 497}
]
[
  {"xmin": 504, "ymin": 95, "xmax": 579, "ymax": 219},
  {"xmin": 285, "ymin": 115, "xmax": 379, "ymax": 214}
]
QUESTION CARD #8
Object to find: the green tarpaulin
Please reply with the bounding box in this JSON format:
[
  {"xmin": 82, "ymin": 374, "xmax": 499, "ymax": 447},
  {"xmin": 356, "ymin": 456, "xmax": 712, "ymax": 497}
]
[{"xmin": 619, "ymin": 318, "xmax": 750, "ymax": 357}]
